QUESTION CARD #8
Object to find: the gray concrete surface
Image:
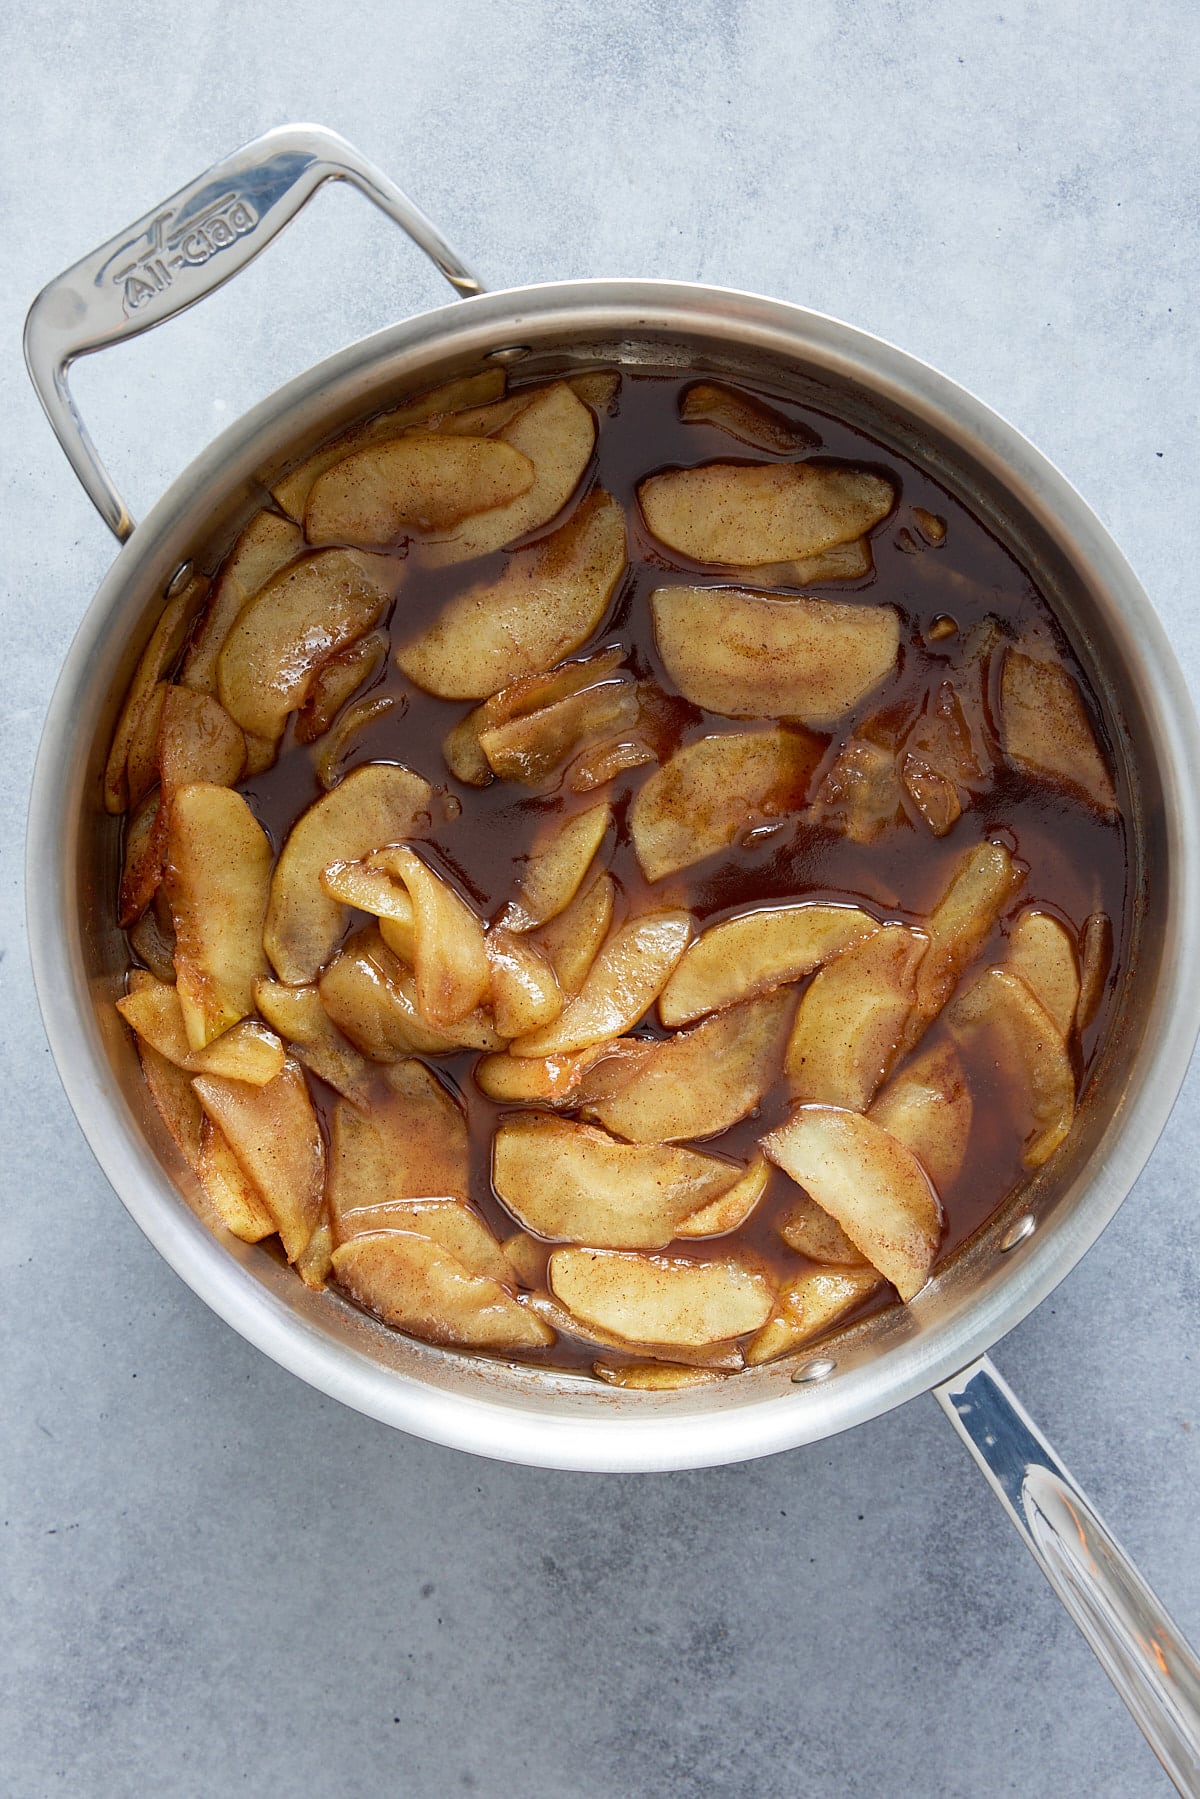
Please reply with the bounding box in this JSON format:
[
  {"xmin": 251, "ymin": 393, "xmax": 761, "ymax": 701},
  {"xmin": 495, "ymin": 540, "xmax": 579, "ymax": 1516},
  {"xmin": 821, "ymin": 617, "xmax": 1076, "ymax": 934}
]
[{"xmin": 2, "ymin": 2, "xmax": 1198, "ymax": 1794}]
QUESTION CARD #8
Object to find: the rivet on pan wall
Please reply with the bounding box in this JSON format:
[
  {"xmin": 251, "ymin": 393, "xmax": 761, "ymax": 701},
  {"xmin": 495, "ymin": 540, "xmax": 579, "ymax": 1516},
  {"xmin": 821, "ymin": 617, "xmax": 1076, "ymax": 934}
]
[
  {"xmin": 485, "ymin": 345, "xmax": 531, "ymax": 364},
  {"xmin": 165, "ymin": 560, "xmax": 195, "ymax": 598},
  {"xmin": 792, "ymin": 1358, "xmax": 836, "ymax": 1384},
  {"xmin": 1000, "ymin": 1214, "xmax": 1037, "ymax": 1253}
]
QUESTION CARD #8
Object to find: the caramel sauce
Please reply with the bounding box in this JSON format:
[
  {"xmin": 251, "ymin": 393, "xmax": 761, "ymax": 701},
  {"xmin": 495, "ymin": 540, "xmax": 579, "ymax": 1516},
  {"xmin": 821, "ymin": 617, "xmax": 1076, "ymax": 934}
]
[{"xmin": 151, "ymin": 369, "xmax": 1127, "ymax": 1371}]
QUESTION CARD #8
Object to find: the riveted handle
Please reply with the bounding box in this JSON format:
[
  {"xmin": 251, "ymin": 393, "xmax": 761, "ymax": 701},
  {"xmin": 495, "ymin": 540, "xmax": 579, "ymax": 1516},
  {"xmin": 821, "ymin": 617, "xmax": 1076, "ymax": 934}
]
[
  {"xmin": 937, "ymin": 1355, "xmax": 1200, "ymax": 1794},
  {"xmin": 23, "ymin": 122, "xmax": 485, "ymax": 541}
]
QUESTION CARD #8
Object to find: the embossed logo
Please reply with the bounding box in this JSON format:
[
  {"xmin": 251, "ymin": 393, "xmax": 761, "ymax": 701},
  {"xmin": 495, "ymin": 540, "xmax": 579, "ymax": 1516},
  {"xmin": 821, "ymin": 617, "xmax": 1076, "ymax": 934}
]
[{"xmin": 103, "ymin": 192, "xmax": 260, "ymax": 316}]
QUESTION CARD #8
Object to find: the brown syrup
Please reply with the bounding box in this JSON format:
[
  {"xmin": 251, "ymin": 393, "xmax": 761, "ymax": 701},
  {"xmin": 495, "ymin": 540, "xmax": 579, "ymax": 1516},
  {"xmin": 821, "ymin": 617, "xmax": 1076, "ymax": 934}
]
[{"xmin": 160, "ymin": 369, "xmax": 1128, "ymax": 1372}]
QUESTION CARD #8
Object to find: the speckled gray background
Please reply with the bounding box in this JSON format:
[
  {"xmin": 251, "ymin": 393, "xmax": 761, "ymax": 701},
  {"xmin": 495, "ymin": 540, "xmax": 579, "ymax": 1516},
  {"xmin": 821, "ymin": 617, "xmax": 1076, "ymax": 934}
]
[{"xmin": 3, "ymin": 3, "xmax": 1198, "ymax": 1795}]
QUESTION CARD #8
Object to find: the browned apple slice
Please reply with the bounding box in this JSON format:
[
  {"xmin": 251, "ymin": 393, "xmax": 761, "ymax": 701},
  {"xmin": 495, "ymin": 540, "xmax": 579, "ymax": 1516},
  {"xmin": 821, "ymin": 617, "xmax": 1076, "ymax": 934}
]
[
  {"xmin": 762, "ymin": 1104, "xmax": 942, "ymax": 1301},
  {"xmin": 124, "ymin": 680, "xmax": 168, "ymax": 809},
  {"xmin": 785, "ymin": 925, "xmax": 926, "ymax": 1109},
  {"xmin": 442, "ymin": 647, "xmax": 625, "ymax": 786},
  {"xmin": 675, "ymin": 1156, "xmax": 770, "ymax": 1238},
  {"xmin": 197, "ymin": 1118, "xmax": 277, "ymax": 1243},
  {"xmin": 741, "ymin": 537, "xmax": 873, "ymax": 588},
  {"xmin": 294, "ymin": 1221, "xmax": 334, "ymax": 1291},
  {"xmin": 269, "ymin": 369, "xmax": 507, "ymax": 518},
  {"xmin": 193, "ymin": 1059, "xmax": 325, "ymax": 1261},
  {"xmin": 501, "ymin": 1231, "xmax": 549, "ymax": 1290},
  {"xmin": 947, "ymin": 967, "xmax": 1075, "ymax": 1167},
  {"xmin": 337, "ymin": 1200, "xmax": 514, "ymax": 1287},
  {"xmin": 1005, "ymin": 910, "xmax": 1080, "ymax": 1038},
  {"xmin": 548, "ymin": 1247, "xmax": 773, "ymax": 1346},
  {"xmin": 186, "ymin": 1019, "xmax": 286, "ymax": 1086},
  {"xmin": 587, "ymin": 991, "xmax": 794, "ymax": 1143},
  {"xmin": 679, "ymin": 381, "xmax": 819, "ymax": 454},
  {"xmin": 535, "ymin": 872, "xmax": 615, "ymax": 998},
  {"xmin": 776, "ymin": 1194, "xmax": 868, "ymax": 1266},
  {"xmin": 157, "ymin": 685, "xmax": 247, "ymax": 792},
  {"xmin": 165, "ymin": 784, "xmax": 272, "ymax": 1049},
  {"xmin": 117, "ymin": 969, "xmax": 190, "ymax": 1064},
  {"xmin": 119, "ymin": 787, "xmax": 167, "ymax": 926},
  {"xmin": 868, "ymin": 1038, "xmax": 973, "ymax": 1192},
  {"xmin": 1000, "ymin": 647, "xmax": 1117, "ymax": 814},
  {"xmin": 104, "ymin": 575, "xmax": 207, "ymax": 813},
  {"xmin": 1076, "ymin": 911, "xmax": 1113, "ymax": 1031},
  {"xmin": 629, "ymin": 729, "xmax": 819, "ymax": 882},
  {"xmin": 523, "ymin": 1291, "xmax": 745, "ymax": 1368},
  {"xmin": 492, "ymin": 1115, "xmax": 744, "ymax": 1249},
  {"xmin": 216, "ymin": 550, "xmax": 395, "ymax": 741},
  {"xmin": 638, "ymin": 461, "xmax": 894, "ymax": 565},
  {"xmin": 396, "ymin": 490, "xmax": 626, "ymax": 699},
  {"xmin": 567, "ymin": 371, "xmax": 622, "ymax": 414},
  {"xmin": 253, "ymin": 976, "xmax": 377, "ymax": 1105},
  {"xmin": 328, "ymin": 1058, "xmax": 468, "ymax": 1225},
  {"xmin": 368, "ymin": 847, "xmax": 489, "ymax": 1027},
  {"xmin": 312, "ymin": 695, "xmax": 397, "ymax": 791},
  {"xmin": 659, "ymin": 902, "xmax": 880, "ymax": 1026},
  {"xmin": 500, "ymin": 803, "xmax": 612, "ymax": 932},
  {"xmin": 478, "ymin": 676, "xmax": 639, "ymax": 786},
  {"xmin": 486, "ymin": 930, "xmax": 563, "ymax": 1037},
  {"xmin": 807, "ymin": 733, "xmax": 904, "ymax": 844},
  {"xmin": 294, "ymin": 629, "xmax": 388, "ymax": 743},
  {"xmin": 909, "ymin": 841, "xmax": 1023, "ymax": 1039},
  {"xmin": 567, "ymin": 736, "xmax": 657, "ymax": 791},
  {"xmin": 473, "ymin": 1038, "xmax": 649, "ymax": 1107},
  {"xmin": 182, "ymin": 512, "xmax": 305, "ymax": 693},
  {"xmin": 593, "ymin": 1361, "xmax": 723, "ymax": 1389},
  {"xmin": 332, "ymin": 1232, "xmax": 554, "ymax": 1349},
  {"xmin": 420, "ymin": 383, "xmax": 597, "ymax": 566},
  {"xmin": 651, "ymin": 587, "xmax": 900, "ymax": 729},
  {"xmin": 128, "ymin": 904, "xmax": 176, "ymax": 983},
  {"xmin": 320, "ymin": 857, "xmax": 416, "ymax": 956},
  {"xmin": 304, "ymin": 433, "xmax": 536, "ymax": 550},
  {"xmin": 510, "ymin": 909, "xmax": 693, "ymax": 1056},
  {"xmin": 899, "ymin": 681, "xmax": 983, "ymax": 836},
  {"xmin": 319, "ymin": 927, "xmax": 504, "ymax": 1058},
  {"xmin": 745, "ymin": 1266, "xmax": 883, "ymax": 1366},
  {"xmin": 263, "ymin": 764, "xmax": 433, "ymax": 985}
]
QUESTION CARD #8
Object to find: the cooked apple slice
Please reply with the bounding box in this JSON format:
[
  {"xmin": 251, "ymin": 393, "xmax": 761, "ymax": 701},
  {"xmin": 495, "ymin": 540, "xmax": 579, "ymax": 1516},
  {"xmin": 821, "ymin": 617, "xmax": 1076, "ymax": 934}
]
[
  {"xmin": 785, "ymin": 925, "xmax": 926, "ymax": 1109},
  {"xmin": 312, "ymin": 694, "xmax": 396, "ymax": 791},
  {"xmin": 741, "ymin": 537, "xmax": 873, "ymax": 588},
  {"xmin": 422, "ymin": 394, "xmax": 532, "ymax": 438},
  {"xmin": 157, "ymin": 685, "xmax": 247, "ymax": 791},
  {"xmin": 269, "ymin": 369, "xmax": 507, "ymax": 518},
  {"xmin": 762, "ymin": 1104, "xmax": 942, "ymax": 1301},
  {"xmin": 367, "ymin": 846, "xmax": 489, "ymax": 1027},
  {"xmin": 1004, "ymin": 910, "xmax": 1080, "ymax": 1038},
  {"xmin": 263, "ymin": 763, "xmax": 433, "ymax": 984},
  {"xmin": 165, "ymin": 784, "xmax": 272, "ymax": 1049},
  {"xmin": 567, "ymin": 371, "xmax": 622, "ymax": 414},
  {"xmin": 745, "ymin": 1266, "xmax": 883, "ymax": 1366},
  {"xmin": 124, "ymin": 680, "xmax": 168, "ymax": 809},
  {"xmin": 396, "ymin": 490, "xmax": 626, "ymax": 699},
  {"xmin": 1076, "ymin": 911, "xmax": 1114, "ymax": 1031},
  {"xmin": 659, "ymin": 902, "xmax": 879, "ymax": 1026},
  {"xmin": 319, "ymin": 927, "xmax": 504, "ymax": 1058},
  {"xmin": 253, "ymin": 976, "xmax": 377, "ymax": 1105},
  {"xmin": 501, "ymin": 804, "xmax": 611, "ymax": 934},
  {"xmin": 868, "ymin": 1038, "xmax": 973, "ymax": 1192},
  {"xmin": 186, "ymin": 1019, "xmax": 286, "ymax": 1086},
  {"xmin": 1000, "ymin": 647, "xmax": 1117, "ymax": 814},
  {"xmin": 629, "ymin": 729, "xmax": 819, "ymax": 882},
  {"xmin": 807, "ymin": 733, "xmax": 904, "ymax": 844},
  {"xmin": 474, "ymin": 1038, "xmax": 649, "ymax": 1107},
  {"xmin": 337, "ymin": 1200, "xmax": 514, "ymax": 1288},
  {"xmin": 676, "ymin": 1156, "xmax": 770, "ymax": 1238},
  {"xmin": 304, "ymin": 433, "xmax": 536, "ymax": 550},
  {"xmin": 320, "ymin": 857, "xmax": 416, "ymax": 957},
  {"xmin": 332, "ymin": 1232, "xmax": 554, "ymax": 1349},
  {"xmin": 478, "ymin": 677, "xmax": 639, "ymax": 786},
  {"xmin": 909, "ymin": 841, "xmax": 1023, "ymax": 1038},
  {"xmin": 899, "ymin": 681, "xmax": 982, "ymax": 836},
  {"xmin": 493, "ymin": 1115, "xmax": 744, "ymax": 1249},
  {"xmin": 119, "ymin": 787, "xmax": 167, "ymax": 926},
  {"xmin": 420, "ymin": 383, "xmax": 597, "ymax": 566},
  {"xmin": 136, "ymin": 1038, "xmax": 205, "ymax": 1175},
  {"xmin": 294, "ymin": 629, "xmax": 388, "ymax": 743},
  {"xmin": 549, "ymin": 1247, "xmax": 773, "ymax": 1346},
  {"xmin": 510, "ymin": 909, "xmax": 693, "ymax": 1056},
  {"xmin": 486, "ymin": 930, "xmax": 563, "ymax": 1037},
  {"xmin": 523, "ymin": 1290, "xmax": 745, "ymax": 1368},
  {"xmin": 128, "ymin": 904, "xmax": 176, "ymax": 983},
  {"xmin": 776, "ymin": 1194, "xmax": 868, "ymax": 1266},
  {"xmin": 117, "ymin": 969, "xmax": 190, "ymax": 1064},
  {"xmin": 593, "ymin": 1361, "xmax": 723, "ymax": 1389},
  {"xmin": 947, "ymin": 967, "xmax": 1075, "ymax": 1167},
  {"xmin": 197, "ymin": 1118, "xmax": 277, "ymax": 1243},
  {"xmin": 182, "ymin": 512, "xmax": 305, "ymax": 693},
  {"xmin": 679, "ymin": 381, "xmax": 819, "ymax": 454},
  {"xmin": 193, "ymin": 1059, "xmax": 325, "ymax": 1261},
  {"xmin": 588, "ymin": 991, "xmax": 793, "ymax": 1143},
  {"xmin": 328, "ymin": 1058, "xmax": 468, "ymax": 1223},
  {"xmin": 567, "ymin": 736, "xmax": 657, "ymax": 792},
  {"xmin": 501, "ymin": 1231, "xmax": 549, "ymax": 1290},
  {"xmin": 294, "ymin": 1221, "xmax": 334, "ymax": 1291},
  {"xmin": 651, "ymin": 588, "xmax": 899, "ymax": 729},
  {"xmin": 216, "ymin": 549, "xmax": 394, "ymax": 741},
  {"xmin": 104, "ymin": 575, "xmax": 207, "ymax": 813},
  {"xmin": 443, "ymin": 647, "xmax": 625, "ymax": 786},
  {"xmin": 535, "ymin": 872, "xmax": 615, "ymax": 998},
  {"xmin": 638, "ymin": 461, "xmax": 895, "ymax": 565}
]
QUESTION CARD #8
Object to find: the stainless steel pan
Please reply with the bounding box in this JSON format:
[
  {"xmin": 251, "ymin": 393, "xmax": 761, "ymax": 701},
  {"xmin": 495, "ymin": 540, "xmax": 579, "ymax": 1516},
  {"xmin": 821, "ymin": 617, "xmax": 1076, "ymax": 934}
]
[{"xmin": 23, "ymin": 125, "xmax": 1200, "ymax": 1789}]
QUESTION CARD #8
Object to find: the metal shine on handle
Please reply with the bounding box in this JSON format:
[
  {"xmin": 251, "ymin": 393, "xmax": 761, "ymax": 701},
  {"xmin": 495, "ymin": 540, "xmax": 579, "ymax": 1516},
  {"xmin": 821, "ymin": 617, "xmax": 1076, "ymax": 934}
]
[
  {"xmin": 22, "ymin": 123, "xmax": 485, "ymax": 542},
  {"xmin": 936, "ymin": 1357, "xmax": 1200, "ymax": 1794}
]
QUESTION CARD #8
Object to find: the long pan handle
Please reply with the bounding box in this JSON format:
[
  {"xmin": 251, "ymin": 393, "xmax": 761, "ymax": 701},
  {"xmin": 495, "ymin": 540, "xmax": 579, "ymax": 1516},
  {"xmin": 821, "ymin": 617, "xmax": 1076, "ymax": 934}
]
[{"xmin": 936, "ymin": 1354, "xmax": 1200, "ymax": 1792}]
